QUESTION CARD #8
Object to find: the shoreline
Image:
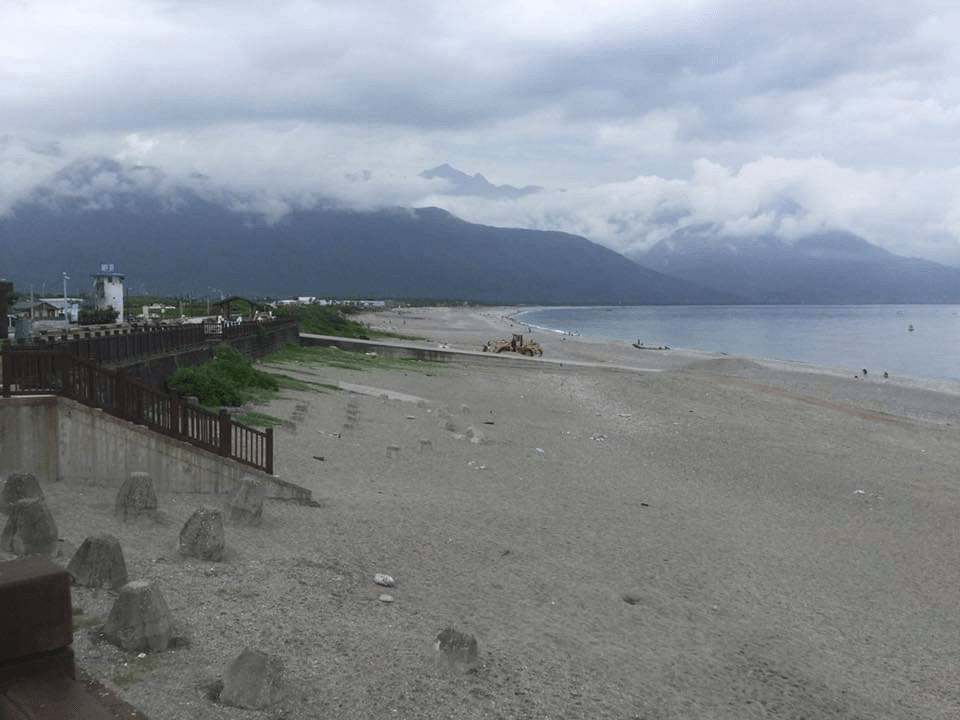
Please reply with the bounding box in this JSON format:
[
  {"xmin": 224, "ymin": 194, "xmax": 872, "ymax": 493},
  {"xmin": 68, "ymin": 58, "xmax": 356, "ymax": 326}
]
[
  {"xmin": 361, "ymin": 305, "xmax": 960, "ymax": 425},
  {"xmin": 503, "ymin": 304, "xmax": 960, "ymax": 390}
]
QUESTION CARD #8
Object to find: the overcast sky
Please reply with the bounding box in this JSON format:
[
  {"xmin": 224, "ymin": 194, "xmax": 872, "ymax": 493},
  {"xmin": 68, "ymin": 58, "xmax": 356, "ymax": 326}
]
[{"xmin": 4, "ymin": 0, "xmax": 960, "ymax": 264}]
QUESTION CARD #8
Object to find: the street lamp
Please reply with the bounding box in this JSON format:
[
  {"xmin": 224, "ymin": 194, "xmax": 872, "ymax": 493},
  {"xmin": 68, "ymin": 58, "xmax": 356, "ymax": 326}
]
[{"xmin": 62, "ymin": 272, "xmax": 70, "ymax": 331}]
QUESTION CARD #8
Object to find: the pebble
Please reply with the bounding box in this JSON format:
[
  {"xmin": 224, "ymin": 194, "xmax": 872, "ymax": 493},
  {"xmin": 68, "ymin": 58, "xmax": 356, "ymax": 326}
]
[
  {"xmin": 374, "ymin": 573, "xmax": 395, "ymax": 587},
  {"xmin": 379, "ymin": 594, "xmax": 395, "ymax": 603}
]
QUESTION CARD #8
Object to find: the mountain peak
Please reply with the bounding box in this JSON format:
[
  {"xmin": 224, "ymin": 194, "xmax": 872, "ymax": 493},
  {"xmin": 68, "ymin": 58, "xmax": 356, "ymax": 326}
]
[{"xmin": 420, "ymin": 164, "xmax": 542, "ymax": 200}]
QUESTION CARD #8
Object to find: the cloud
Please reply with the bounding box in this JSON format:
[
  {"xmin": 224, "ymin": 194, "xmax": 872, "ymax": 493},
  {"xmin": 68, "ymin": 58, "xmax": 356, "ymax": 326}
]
[{"xmin": 2, "ymin": 1, "xmax": 960, "ymax": 264}]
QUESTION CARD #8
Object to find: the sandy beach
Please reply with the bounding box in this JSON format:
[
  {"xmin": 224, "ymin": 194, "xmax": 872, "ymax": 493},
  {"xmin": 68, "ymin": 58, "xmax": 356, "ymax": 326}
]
[{"xmin": 30, "ymin": 306, "xmax": 960, "ymax": 718}]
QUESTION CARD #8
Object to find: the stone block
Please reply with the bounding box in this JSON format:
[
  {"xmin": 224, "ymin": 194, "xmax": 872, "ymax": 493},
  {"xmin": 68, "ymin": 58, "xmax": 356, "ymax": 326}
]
[
  {"xmin": 179, "ymin": 508, "xmax": 225, "ymax": 561},
  {"xmin": 0, "ymin": 556, "xmax": 72, "ymax": 664},
  {"xmin": 103, "ymin": 580, "xmax": 173, "ymax": 653},
  {"xmin": 0, "ymin": 472, "xmax": 44, "ymax": 515},
  {"xmin": 67, "ymin": 535, "xmax": 128, "ymax": 590},
  {"xmin": 114, "ymin": 472, "xmax": 158, "ymax": 522},
  {"xmin": 434, "ymin": 626, "xmax": 479, "ymax": 669},
  {"xmin": 220, "ymin": 647, "xmax": 284, "ymax": 709},
  {"xmin": 0, "ymin": 498, "xmax": 58, "ymax": 557},
  {"xmin": 226, "ymin": 478, "xmax": 265, "ymax": 526}
]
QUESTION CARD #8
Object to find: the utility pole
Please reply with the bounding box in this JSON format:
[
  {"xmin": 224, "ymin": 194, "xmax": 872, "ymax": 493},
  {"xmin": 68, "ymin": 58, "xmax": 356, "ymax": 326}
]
[{"xmin": 62, "ymin": 272, "xmax": 70, "ymax": 331}]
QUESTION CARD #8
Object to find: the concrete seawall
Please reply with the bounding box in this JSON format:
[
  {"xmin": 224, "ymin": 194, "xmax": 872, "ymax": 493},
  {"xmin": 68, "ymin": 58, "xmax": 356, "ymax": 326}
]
[
  {"xmin": 299, "ymin": 332, "xmax": 545, "ymax": 369},
  {"xmin": 0, "ymin": 395, "xmax": 311, "ymax": 503}
]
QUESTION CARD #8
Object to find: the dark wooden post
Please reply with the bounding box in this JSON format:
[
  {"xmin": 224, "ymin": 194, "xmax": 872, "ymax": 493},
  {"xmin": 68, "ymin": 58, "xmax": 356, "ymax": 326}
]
[
  {"xmin": 2, "ymin": 342, "xmax": 10, "ymax": 397},
  {"xmin": 219, "ymin": 409, "xmax": 231, "ymax": 458},
  {"xmin": 265, "ymin": 427, "xmax": 274, "ymax": 475}
]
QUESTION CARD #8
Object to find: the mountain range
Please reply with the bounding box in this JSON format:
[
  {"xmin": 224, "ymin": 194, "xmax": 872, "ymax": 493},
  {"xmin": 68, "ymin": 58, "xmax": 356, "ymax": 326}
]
[
  {"xmin": 633, "ymin": 229, "xmax": 960, "ymax": 304},
  {"xmin": 0, "ymin": 159, "xmax": 727, "ymax": 304},
  {"xmin": 3, "ymin": 157, "xmax": 959, "ymax": 305}
]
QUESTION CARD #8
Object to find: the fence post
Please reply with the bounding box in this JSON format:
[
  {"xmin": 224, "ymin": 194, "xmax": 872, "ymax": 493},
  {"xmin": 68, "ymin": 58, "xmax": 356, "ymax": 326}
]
[
  {"xmin": 219, "ymin": 409, "xmax": 231, "ymax": 458},
  {"xmin": 1, "ymin": 342, "xmax": 10, "ymax": 397},
  {"xmin": 265, "ymin": 427, "xmax": 274, "ymax": 475}
]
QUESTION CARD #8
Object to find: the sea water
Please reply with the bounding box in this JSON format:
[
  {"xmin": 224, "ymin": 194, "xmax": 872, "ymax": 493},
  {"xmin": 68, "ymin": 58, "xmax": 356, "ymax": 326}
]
[{"xmin": 513, "ymin": 305, "xmax": 960, "ymax": 382}]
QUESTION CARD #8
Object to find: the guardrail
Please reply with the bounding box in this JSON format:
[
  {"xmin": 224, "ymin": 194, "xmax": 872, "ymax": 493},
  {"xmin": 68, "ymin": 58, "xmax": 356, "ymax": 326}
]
[{"xmin": 0, "ymin": 348, "xmax": 273, "ymax": 474}]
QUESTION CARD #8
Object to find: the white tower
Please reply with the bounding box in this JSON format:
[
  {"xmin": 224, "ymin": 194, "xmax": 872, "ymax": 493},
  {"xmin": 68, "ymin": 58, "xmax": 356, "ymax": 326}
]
[{"xmin": 92, "ymin": 263, "xmax": 125, "ymax": 323}]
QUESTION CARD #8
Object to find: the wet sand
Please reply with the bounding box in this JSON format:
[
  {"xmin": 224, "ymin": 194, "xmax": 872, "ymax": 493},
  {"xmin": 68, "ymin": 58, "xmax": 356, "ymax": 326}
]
[{"xmin": 44, "ymin": 306, "xmax": 960, "ymax": 718}]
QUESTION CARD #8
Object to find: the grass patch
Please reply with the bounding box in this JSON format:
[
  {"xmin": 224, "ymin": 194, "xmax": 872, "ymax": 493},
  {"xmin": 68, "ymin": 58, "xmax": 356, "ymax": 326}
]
[
  {"xmin": 112, "ymin": 654, "xmax": 161, "ymax": 689},
  {"xmin": 264, "ymin": 343, "xmax": 440, "ymax": 373},
  {"xmin": 233, "ymin": 411, "xmax": 285, "ymax": 428},
  {"xmin": 276, "ymin": 303, "xmax": 423, "ymax": 341},
  {"xmin": 272, "ymin": 373, "xmax": 338, "ymax": 393},
  {"xmin": 240, "ymin": 372, "xmax": 337, "ymax": 405},
  {"xmin": 72, "ymin": 610, "xmax": 103, "ymax": 632}
]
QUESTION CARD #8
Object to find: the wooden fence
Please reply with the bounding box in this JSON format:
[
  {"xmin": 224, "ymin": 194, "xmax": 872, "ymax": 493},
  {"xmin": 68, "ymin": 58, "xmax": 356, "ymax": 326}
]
[
  {"xmin": 7, "ymin": 319, "xmax": 296, "ymax": 365},
  {"xmin": 1, "ymin": 347, "xmax": 273, "ymax": 474}
]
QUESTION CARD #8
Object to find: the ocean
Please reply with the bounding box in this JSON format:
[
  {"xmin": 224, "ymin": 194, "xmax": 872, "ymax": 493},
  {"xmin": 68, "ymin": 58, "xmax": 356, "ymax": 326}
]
[{"xmin": 513, "ymin": 305, "xmax": 960, "ymax": 383}]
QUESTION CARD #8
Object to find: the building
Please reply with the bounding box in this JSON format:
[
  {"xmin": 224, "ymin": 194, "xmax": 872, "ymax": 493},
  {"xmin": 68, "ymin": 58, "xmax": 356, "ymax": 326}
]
[
  {"xmin": 37, "ymin": 298, "xmax": 81, "ymax": 324},
  {"xmin": 12, "ymin": 300, "xmax": 62, "ymax": 320},
  {"xmin": 92, "ymin": 263, "xmax": 124, "ymax": 324}
]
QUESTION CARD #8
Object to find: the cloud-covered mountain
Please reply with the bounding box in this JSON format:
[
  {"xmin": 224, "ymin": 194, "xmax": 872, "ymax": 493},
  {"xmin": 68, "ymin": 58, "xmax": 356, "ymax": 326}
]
[
  {"xmin": 420, "ymin": 164, "xmax": 542, "ymax": 200},
  {"xmin": 634, "ymin": 229, "xmax": 960, "ymax": 304},
  {"xmin": 0, "ymin": 158, "xmax": 729, "ymax": 305}
]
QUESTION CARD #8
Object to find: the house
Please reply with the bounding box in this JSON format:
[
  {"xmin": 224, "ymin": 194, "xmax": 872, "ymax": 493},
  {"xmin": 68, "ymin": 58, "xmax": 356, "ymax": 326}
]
[
  {"xmin": 12, "ymin": 300, "xmax": 62, "ymax": 321},
  {"xmin": 38, "ymin": 298, "xmax": 81, "ymax": 324}
]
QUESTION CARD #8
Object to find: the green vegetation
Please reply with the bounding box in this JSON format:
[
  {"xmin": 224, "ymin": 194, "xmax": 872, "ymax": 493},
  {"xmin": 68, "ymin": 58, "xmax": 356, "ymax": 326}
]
[
  {"xmin": 264, "ymin": 343, "xmax": 440, "ymax": 373},
  {"xmin": 233, "ymin": 411, "xmax": 286, "ymax": 428},
  {"xmin": 275, "ymin": 303, "xmax": 372, "ymax": 336},
  {"xmin": 112, "ymin": 654, "xmax": 161, "ymax": 689},
  {"xmin": 71, "ymin": 608, "xmax": 103, "ymax": 632},
  {"xmin": 78, "ymin": 306, "xmax": 119, "ymax": 325},
  {"xmin": 275, "ymin": 303, "xmax": 420, "ymax": 340},
  {"xmin": 169, "ymin": 346, "xmax": 279, "ymax": 407},
  {"xmin": 272, "ymin": 373, "xmax": 338, "ymax": 393}
]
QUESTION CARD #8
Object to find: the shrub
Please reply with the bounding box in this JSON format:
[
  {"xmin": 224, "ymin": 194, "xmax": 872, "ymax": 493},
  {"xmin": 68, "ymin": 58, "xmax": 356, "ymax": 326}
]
[
  {"xmin": 79, "ymin": 306, "xmax": 119, "ymax": 325},
  {"xmin": 169, "ymin": 347, "xmax": 279, "ymax": 407}
]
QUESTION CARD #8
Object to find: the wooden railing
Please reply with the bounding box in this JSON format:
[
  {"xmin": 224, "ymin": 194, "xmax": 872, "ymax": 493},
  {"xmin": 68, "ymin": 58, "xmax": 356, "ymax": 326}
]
[
  {"xmin": 1, "ymin": 348, "xmax": 273, "ymax": 475},
  {"xmin": 8, "ymin": 318, "xmax": 297, "ymax": 366}
]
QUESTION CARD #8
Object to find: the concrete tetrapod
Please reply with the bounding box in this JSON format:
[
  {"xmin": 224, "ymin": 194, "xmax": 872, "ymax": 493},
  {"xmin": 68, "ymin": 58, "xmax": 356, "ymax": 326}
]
[
  {"xmin": 0, "ymin": 497, "xmax": 58, "ymax": 557},
  {"xmin": 434, "ymin": 626, "xmax": 479, "ymax": 670},
  {"xmin": 179, "ymin": 508, "xmax": 226, "ymax": 562},
  {"xmin": 0, "ymin": 472, "xmax": 44, "ymax": 514},
  {"xmin": 219, "ymin": 647, "xmax": 284, "ymax": 709},
  {"xmin": 226, "ymin": 478, "xmax": 265, "ymax": 526},
  {"xmin": 103, "ymin": 580, "xmax": 174, "ymax": 653},
  {"xmin": 114, "ymin": 472, "xmax": 158, "ymax": 522},
  {"xmin": 67, "ymin": 534, "xmax": 128, "ymax": 590}
]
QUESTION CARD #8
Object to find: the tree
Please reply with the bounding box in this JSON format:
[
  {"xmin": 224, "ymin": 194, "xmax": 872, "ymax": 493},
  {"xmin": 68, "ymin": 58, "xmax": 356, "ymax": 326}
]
[{"xmin": 78, "ymin": 306, "xmax": 119, "ymax": 325}]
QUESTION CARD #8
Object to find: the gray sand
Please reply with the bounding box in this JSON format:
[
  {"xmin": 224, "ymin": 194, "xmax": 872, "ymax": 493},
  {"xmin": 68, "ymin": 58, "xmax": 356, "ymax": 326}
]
[{"xmin": 43, "ymin": 306, "xmax": 960, "ymax": 718}]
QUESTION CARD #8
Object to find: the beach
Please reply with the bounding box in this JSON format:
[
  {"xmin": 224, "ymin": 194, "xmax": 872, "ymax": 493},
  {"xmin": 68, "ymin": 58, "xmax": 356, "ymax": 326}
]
[{"xmin": 35, "ymin": 306, "xmax": 960, "ymax": 718}]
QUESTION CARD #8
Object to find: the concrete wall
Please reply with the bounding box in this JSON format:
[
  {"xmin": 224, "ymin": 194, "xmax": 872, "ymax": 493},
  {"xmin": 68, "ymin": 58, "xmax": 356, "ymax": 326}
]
[
  {"xmin": 0, "ymin": 395, "xmax": 311, "ymax": 504},
  {"xmin": 0, "ymin": 396, "xmax": 59, "ymax": 484}
]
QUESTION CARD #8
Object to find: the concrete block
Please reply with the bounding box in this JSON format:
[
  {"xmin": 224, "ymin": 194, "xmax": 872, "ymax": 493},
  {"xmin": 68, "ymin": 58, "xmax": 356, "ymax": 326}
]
[
  {"xmin": 0, "ymin": 472, "xmax": 44, "ymax": 515},
  {"xmin": 179, "ymin": 508, "xmax": 225, "ymax": 562},
  {"xmin": 103, "ymin": 580, "xmax": 173, "ymax": 653},
  {"xmin": 67, "ymin": 535, "xmax": 128, "ymax": 590},
  {"xmin": 220, "ymin": 647, "xmax": 284, "ymax": 709},
  {"xmin": 0, "ymin": 498, "xmax": 58, "ymax": 557},
  {"xmin": 0, "ymin": 556, "xmax": 72, "ymax": 664}
]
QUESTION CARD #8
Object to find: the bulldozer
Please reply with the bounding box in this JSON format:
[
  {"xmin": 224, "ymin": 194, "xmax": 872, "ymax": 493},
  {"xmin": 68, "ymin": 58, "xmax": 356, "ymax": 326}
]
[{"xmin": 482, "ymin": 333, "xmax": 543, "ymax": 357}]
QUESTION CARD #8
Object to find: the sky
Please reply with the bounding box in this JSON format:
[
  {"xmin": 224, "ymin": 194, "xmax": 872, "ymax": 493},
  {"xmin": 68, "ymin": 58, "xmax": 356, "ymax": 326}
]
[{"xmin": 3, "ymin": 0, "xmax": 960, "ymax": 265}]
